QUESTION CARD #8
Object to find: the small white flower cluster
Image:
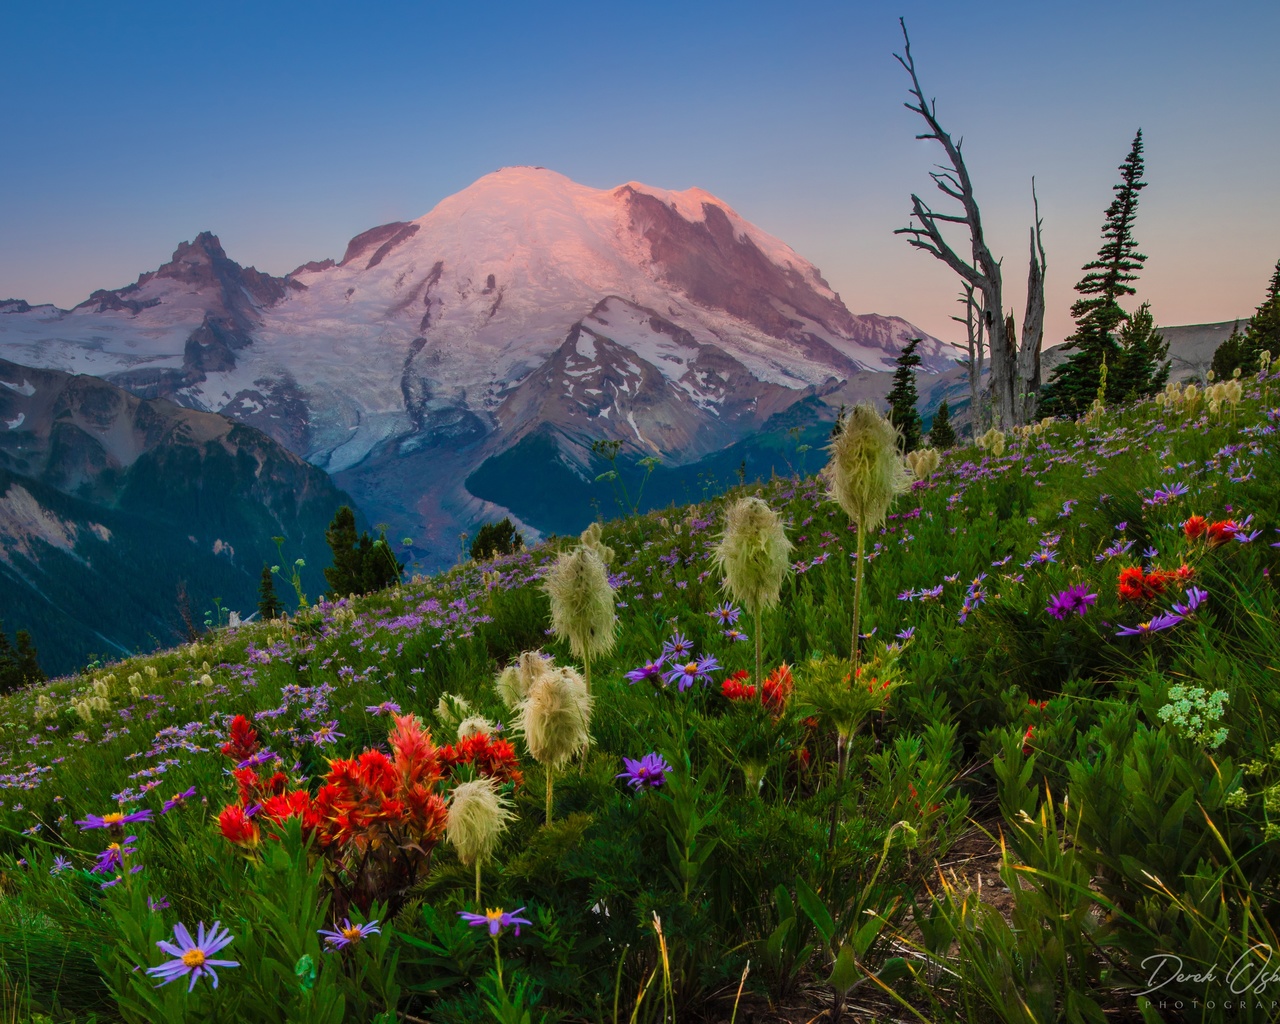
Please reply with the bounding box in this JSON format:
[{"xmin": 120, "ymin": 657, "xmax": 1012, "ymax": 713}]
[{"xmin": 1156, "ymin": 684, "xmax": 1229, "ymax": 750}]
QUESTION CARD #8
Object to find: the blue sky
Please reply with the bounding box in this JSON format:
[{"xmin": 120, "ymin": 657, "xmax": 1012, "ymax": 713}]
[{"xmin": 2, "ymin": 0, "xmax": 1277, "ymax": 346}]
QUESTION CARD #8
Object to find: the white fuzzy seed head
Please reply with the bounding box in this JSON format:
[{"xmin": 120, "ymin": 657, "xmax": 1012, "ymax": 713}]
[
  {"xmin": 544, "ymin": 546, "xmax": 616, "ymax": 662},
  {"xmin": 826, "ymin": 403, "xmax": 910, "ymax": 531},
  {"xmin": 712, "ymin": 497, "xmax": 793, "ymax": 617},
  {"xmin": 446, "ymin": 777, "xmax": 514, "ymax": 867},
  {"xmin": 517, "ymin": 666, "xmax": 593, "ymax": 769},
  {"xmin": 456, "ymin": 715, "xmax": 497, "ymax": 740}
]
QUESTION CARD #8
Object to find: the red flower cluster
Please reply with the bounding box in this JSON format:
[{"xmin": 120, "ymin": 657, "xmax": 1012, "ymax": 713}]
[
  {"xmin": 1184, "ymin": 515, "xmax": 1241, "ymax": 548},
  {"xmin": 220, "ymin": 714, "xmax": 259, "ymax": 762},
  {"xmin": 440, "ymin": 732, "xmax": 524, "ymax": 787},
  {"xmin": 720, "ymin": 664, "xmax": 794, "ymax": 715},
  {"xmin": 1117, "ymin": 564, "xmax": 1192, "ymax": 602}
]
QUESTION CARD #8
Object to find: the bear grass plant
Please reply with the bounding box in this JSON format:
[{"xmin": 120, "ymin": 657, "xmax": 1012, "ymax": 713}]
[{"xmin": 0, "ymin": 378, "xmax": 1278, "ymax": 1022}]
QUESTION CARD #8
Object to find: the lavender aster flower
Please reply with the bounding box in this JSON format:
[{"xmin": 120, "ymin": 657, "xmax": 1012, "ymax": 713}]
[
  {"xmin": 624, "ymin": 656, "xmax": 665, "ymax": 685},
  {"xmin": 161, "ymin": 787, "xmax": 197, "ymax": 814},
  {"xmin": 365, "ymin": 701, "xmax": 402, "ymax": 716},
  {"xmin": 661, "ymin": 633, "xmax": 694, "ymax": 660},
  {"xmin": 76, "ymin": 809, "xmax": 153, "ymax": 832},
  {"xmin": 721, "ymin": 628, "xmax": 749, "ymax": 643},
  {"xmin": 92, "ymin": 837, "xmax": 138, "ymax": 876},
  {"xmin": 309, "ymin": 722, "xmax": 345, "ymax": 746},
  {"xmin": 457, "ymin": 907, "xmax": 532, "ymax": 937},
  {"xmin": 145, "ymin": 921, "xmax": 239, "ymax": 991},
  {"xmin": 1116, "ymin": 612, "xmax": 1183, "ymax": 637},
  {"xmin": 50, "ymin": 855, "xmax": 71, "ymax": 875},
  {"xmin": 617, "ymin": 752, "xmax": 672, "ymax": 790},
  {"xmin": 663, "ymin": 654, "xmax": 721, "ymax": 691},
  {"xmin": 1172, "ymin": 586, "xmax": 1209, "ymax": 616},
  {"xmin": 708, "ymin": 602, "xmax": 741, "ymax": 626},
  {"xmin": 1046, "ymin": 585, "xmax": 1098, "ymax": 620},
  {"xmin": 318, "ymin": 918, "xmax": 382, "ymax": 950}
]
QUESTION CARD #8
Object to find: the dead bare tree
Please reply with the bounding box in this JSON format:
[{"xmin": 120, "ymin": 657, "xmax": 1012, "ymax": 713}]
[
  {"xmin": 1018, "ymin": 181, "xmax": 1047, "ymax": 423},
  {"xmin": 951, "ymin": 283, "xmax": 986, "ymax": 432},
  {"xmin": 893, "ymin": 19, "xmax": 1045, "ymax": 429}
]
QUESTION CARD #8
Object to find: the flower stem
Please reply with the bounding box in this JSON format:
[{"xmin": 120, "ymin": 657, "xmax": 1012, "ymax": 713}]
[
  {"xmin": 583, "ymin": 654, "xmax": 592, "ymax": 695},
  {"xmin": 475, "ymin": 859, "xmax": 482, "ymax": 904},
  {"xmin": 545, "ymin": 766, "xmax": 554, "ymax": 825},
  {"xmin": 754, "ymin": 608, "xmax": 762, "ymax": 687},
  {"xmin": 849, "ymin": 522, "xmax": 867, "ymax": 678}
]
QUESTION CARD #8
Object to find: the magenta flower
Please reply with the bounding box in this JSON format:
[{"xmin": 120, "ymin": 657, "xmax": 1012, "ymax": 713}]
[
  {"xmin": 625, "ymin": 656, "xmax": 666, "ymax": 685},
  {"xmin": 617, "ymin": 753, "xmax": 672, "ymax": 790},
  {"xmin": 318, "ymin": 918, "xmax": 382, "ymax": 949},
  {"xmin": 458, "ymin": 907, "xmax": 532, "ymax": 937},
  {"xmin": 145, "ymin": 921, "xmax": 239, "ymax": 991},
  {"xmin": 1046, "ymin": 585, "xmax": 1098, "ymax": 621},
  {"xmin": 76, "ymin": 809, "xmax": 153, "ymax": 832},
  {"xmin": 663, "ymin": 654, "xmax": 721, "ymax": 691}
]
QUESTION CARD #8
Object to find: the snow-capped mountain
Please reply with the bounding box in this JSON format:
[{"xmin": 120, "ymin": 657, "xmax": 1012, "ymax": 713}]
[{"xmin": 0, "ymin": 167, "xmax": 957, "ymax": 561}]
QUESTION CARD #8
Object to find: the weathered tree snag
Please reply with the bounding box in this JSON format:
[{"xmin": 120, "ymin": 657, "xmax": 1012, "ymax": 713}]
[
  {"xmin": 951, "ymin": 283, "xmax": 986, "ymax": 431},
  {"xmin": 1017, "ymin": 181, "xmax": 1047, "ymax": 424}
]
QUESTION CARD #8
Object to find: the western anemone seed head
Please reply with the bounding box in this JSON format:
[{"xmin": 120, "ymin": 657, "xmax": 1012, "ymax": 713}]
[
  {"xmin": 976, "ymin": 427, "xmax": 1006, "ymax": 457},
  {"xmin": 905, "ymin": 448, "xmax": 940, "ymax": 481},
  {"xmin": 517, "ymin": 666, "xmax": 593, "ymax": 769},
  {"xmin": 446, "ymin": 777, "xmax": 514, "ymax": 867},
  {"xmin": 544, "ymin": 545, "xmax": 616, "ymax": 663},
  {"xmin": 579, "ymin": 521, "xmax": 615, "ymax": 565},
  {"xmin": 457, "ymin": 715, "xmax": 497, "ymax": 741},
  {"xmin": 713, "ymin": 497, "xmax": 793, "ymax": 617},
  {"xmin": 436, "ymin": 694, "xmax": 471, "ymax": 732},
  {"xmin": 826, "ymin": 403, "xmax": 909, "ymax": 532},
  {"xmin": 495, "ymin": 650, "xmax": 554, "ymax": 709}
]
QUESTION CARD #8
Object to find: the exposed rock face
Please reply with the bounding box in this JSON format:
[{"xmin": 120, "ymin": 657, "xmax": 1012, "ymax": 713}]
[{"xmin": 0, "ymin": 167, "xmax": 960, "ymax": 566}]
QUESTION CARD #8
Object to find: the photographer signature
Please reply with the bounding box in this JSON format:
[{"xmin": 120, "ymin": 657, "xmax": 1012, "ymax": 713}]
[{"xmin": 1139, "ymin": 947, "xmax": 1280, "ymax": 996}]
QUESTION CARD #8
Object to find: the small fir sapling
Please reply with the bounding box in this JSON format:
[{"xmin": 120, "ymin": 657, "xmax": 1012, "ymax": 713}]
[{"xmin": 712, "ymin": 496, "xmax": 793, "ymax": 686}]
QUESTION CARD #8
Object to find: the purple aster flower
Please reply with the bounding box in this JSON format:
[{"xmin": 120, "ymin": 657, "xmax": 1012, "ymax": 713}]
[
  {"xmin": 76, "ymin": 809, "xmax": 153, "ymax": 832},
  {"xmin": 309, "ymin": 722, "xmax": 344, "ymax": 746},
  {"xmin": 92, "ymin": 837, "xmax": 139, "ymax": 876},
  {"xmin": 617, "ymin": 752, "xmax": 673, "ymax": 790},
  {"xmin": 365, "ymin": 701, "xmax": 402, "ymax": 716},
  {"xmin": 721, "ymin": 628, "xmax": 749, "ymax": 643},
  {"xmin": 50, "ymin": 856, "xmax": 71, "ymax": 875},
  {"xmin": 1116, "ymin": 612, "xmax": 1183, "ymax": 637},
  {"xmin": 897, "ymin": 589, "xmax": 918, "ymax": 602},
  {"xmin": 1234, "ymin": 529, "xmax": 1263, "ymax": 544},
  {"xmin": 236, "ymin": 750, "xmax": 278, "ymax": 770},
  {"xmin": 1022, "ymin": 549, "xmax": 1057, "ymax": 568},
  {"xmin": 1172, "ymin": 586, "xmax": 1208, "ymax": 616},
  {"xmin": 149, "ymin": 895, "xmax": 171, "ymax": 912},
  {"xmin": 663, "ymin": 654, "xmax": 721, "ymax": 691},
  {"xmin": 1046, "ymin": 584, "xmax": 1098, "ymax": 621},
  {"xmin": 624, "ymin": 656, "xmax": 666, "ymax": 685},
  {"xmin": 145, "ymin": 921, "xmax": 239, "ymax": 991},
  {"xmin": 895, "ymin": 626, "xmax": 916, "ymax": 641},
  {"xmin": 1144, "ymin": 482, "xmax": 1189, "ymax": 506},
  {"xmin": 661, "ymin": 632, "xmax": 694, "ymax": 660},
  {"xmin": 161, "ymin": 787, "xmax": 197, "ymax": 814},
  {"xmin": 458, "ymin": 907, "xmax": 533, "ymax": 937},
  {"xmin": 708, "ymin": 602, "xmax": 740, "ymax": 626},
  {"xmin": 318, "ymin": 918, "xmax": 382, "ymax": 949},
  {"xmin": 919, "ymin": 584, "xmax": 944, "ymax": 601}
]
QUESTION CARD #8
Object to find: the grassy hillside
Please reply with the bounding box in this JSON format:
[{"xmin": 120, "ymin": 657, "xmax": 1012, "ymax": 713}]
[{"xmin": 0, "ymin": 377, "xmax": 1277, "ymax": 1023}]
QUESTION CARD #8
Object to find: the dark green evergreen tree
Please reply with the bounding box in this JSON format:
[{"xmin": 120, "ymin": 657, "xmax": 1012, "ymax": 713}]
[
  {"xmin": 258, "ymin": 565, "xmax": 281, "ymax": 620},
  {"xmin": 0, "ymin": 625, "xmax": 15, "ymax": 693},
  {"xmin": 325, "ymin": 506, "xmax": 404, "ymax": 599},
  {"xmin": 886, "ymin": 337, "xmax": 923, "ymax": 452},
  {"xmin": 928, "ymin": 399, "xmax": 957, "ymax": 449},
  {"xmin": 470, "ymin": 518, "xmax": 524, "ymax": 561},
  {"xmin": 1040, "ymin": 130, "xmax": 1148, "ymax": 416},
  {"xmin": 1213, "ymin": 258, "xmax": 1280, "ymax": 377},
  {"xmin": 1111, "ymin": 302, "xmax": 1170, "ymax": 403},
  {"xmin": 14, "ymin": 631, "xmax": 43, "ymax": 687}
]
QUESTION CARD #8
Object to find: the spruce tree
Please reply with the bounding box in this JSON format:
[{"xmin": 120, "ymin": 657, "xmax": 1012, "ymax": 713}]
[
  {"xmin": 324, "ymin": 506, "xmax": 363, "ymax": 598},
  {"xmin": 929, "ymin": 399, "xmax": 957, "ymax": 448},
  {"xmin": 886, "ymin": 337, "xmax": 923, "ymax": 452},
  {"xmin": 14, "ymin": 632, "xmax": 43, "ymax": 687},
  {"xmin": 1041, "ymin": 130, "xmax": 1148, "ymax": 416},
  {"xmin": 258, "ymin": 565, "xmax": 281, "ymax": 620},
  {"xmin": 0, "ymin": 625, "xmax": 15, "ymax": 693},
  {"xmin": 1111, "ymin": 302, "xmax": 1170, "ymax": 403},
  {"xmin": 471, "ymin": 518, "xmax": 524, "ymax": 561},
  {"xmin": 1214, "ymin": 258, "xmax": 1280, "ymax": 376}
]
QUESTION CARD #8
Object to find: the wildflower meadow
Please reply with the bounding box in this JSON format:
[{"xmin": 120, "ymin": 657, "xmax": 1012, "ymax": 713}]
[{"xmin": 1, "ymin": 377, "xmax": 1279, "ymax": 1023}]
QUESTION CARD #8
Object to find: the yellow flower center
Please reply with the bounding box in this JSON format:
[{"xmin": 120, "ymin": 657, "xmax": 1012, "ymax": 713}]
[
  {"xmin": 102, "ymin": 812, "xmax": 124, "ymax": 824},
  {"xmin": 341, "ymin": 926, "xmax": 364, "ymax": 942},
  {"xmin": 485, "ymin": 908, "xmax": 506, "ymax": 924},
  {"xmin": 684, "ymin": 662, "xmax": 698, "ymax": 674},
  {"xmin": 181, "ymin": 949, "xmax": 206, "ymax": 968}
]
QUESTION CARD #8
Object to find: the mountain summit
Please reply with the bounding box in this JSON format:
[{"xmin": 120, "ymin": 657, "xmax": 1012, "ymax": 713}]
[{"xmin": 0, "ymin": 167, "xmax": 954, "ymax": 560}]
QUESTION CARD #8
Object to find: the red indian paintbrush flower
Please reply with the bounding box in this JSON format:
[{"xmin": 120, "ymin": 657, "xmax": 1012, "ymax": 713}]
[{"xmin": 218, "ymin": 804, "xmax": 259, "ymax": 847}]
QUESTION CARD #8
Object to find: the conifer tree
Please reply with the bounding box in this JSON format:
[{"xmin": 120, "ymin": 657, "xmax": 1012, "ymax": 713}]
[
  {"xmin": 1111, "ymin": 302, "xmax": 1170, "ymax": 403},
  {"xmin": 929, "ymin": 399, "xmax": 957, "ymax": 448},
  {"xmin": 324, "ymin": 506, "xmax": 363, "ymax": 598},
  {"xmin": 1213, "ymin": 258, "xmax": 1280, "ymax": 376},
  {"xmin": 258, "ymin": 565, "xmax": 281, "ymax": 620},
  {"xmin": 886, "ymin": 337, "xmax": 923, "ymax": 452},
  {"xmin": 1041, "ymin": 130, "xmax": 1148, "ymax": 416},
  {"xmin": 14, "ymin": 632, "xmax": 43, "ymax": 687},
  {"xmin": 0, "ymin": 625, "xmax": 15, "ymax": 693}
]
